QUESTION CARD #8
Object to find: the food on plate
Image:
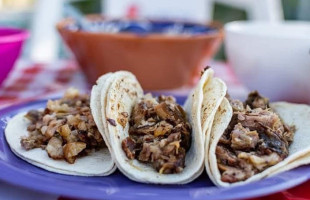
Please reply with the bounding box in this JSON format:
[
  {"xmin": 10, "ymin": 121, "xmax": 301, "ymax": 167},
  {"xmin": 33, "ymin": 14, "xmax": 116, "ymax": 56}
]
[
  {"xmin": 204, "ymin": 81, "xmax": 310, "ymax": 186},
  {"xmin": 122, "ymin": 94, "xmax": 191, "ymax": 174},
  {"xmin": 5, "ymin": 88, "xmax": 116, "ymax": 176},
  {"xmin": 92, "ymin": 70, "xmax": 221, "ymax": 184},
  {"xmin": 21, "ymin": 89, "xmax": 104, "ymax": 164},
  {"xmin": 5, "ymin": 66, "xmax": 309, "ymax": 187},
  {"xmin": 217, "ymin": 91, "xmax": 294, "ymax": 183},
  {"xmin": 184, "ymin": 67, "xmax": 227, "ymax": 185}
]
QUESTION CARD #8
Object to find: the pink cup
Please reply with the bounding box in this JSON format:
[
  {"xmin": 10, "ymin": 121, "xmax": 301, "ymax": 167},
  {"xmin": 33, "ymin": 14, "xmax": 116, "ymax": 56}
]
[{"xmin": 0, "ymin": 28, "xmax": 29, "ymax": 86}]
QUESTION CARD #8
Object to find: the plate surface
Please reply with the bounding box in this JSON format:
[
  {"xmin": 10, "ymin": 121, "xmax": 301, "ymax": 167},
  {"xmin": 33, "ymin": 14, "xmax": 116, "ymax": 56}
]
[{"xmin": 0, "ymin": 99, "xmax": 309, "ymax": 200}]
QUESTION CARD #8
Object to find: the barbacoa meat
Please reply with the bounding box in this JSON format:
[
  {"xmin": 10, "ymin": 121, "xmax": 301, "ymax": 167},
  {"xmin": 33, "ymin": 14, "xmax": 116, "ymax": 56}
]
[
  {"xmin": 217, "ymin": 91, "xmax": 295, "ymax": 183},
  {"xmin": 21, "ymin": 88, "xmax": 105, "ymax": 164},
  {"xmin": 122, "ymin": 94, "xmax": 191, "ymax": 174}
]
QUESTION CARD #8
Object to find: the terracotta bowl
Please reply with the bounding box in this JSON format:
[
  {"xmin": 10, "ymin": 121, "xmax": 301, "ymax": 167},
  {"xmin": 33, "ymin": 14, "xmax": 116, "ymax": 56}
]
[{"xmin": 57, "ymin": 16, "xmax": 223, "ymax": 90}]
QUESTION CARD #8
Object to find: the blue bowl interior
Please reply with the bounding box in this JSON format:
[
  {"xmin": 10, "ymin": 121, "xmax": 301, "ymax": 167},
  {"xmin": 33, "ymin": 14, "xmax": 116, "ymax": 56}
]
[{"xmin": 67, "ymin": 19, "xmax": 217, "ymax": 35}]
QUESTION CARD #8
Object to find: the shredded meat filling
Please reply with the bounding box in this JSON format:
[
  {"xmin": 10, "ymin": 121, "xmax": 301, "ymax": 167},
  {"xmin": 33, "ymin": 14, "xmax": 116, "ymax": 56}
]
[
  {"xmin": 122, "ymin": 94, "xmax": 191, "ymax": 174},
  {"xmin": 217, "ymin": 91, "xmax": 295, "ymax": 183},
  {"xmin": 20, "ymin": 88, "xmax": 105, "ymax": 164}
]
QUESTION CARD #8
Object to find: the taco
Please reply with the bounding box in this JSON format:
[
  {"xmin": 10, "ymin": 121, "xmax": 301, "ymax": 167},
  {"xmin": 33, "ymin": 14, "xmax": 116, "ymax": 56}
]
[
  {"xmin": 95, "ymin": 70, "xmax": 222, "ymax": 184},
  {"xmin": 5, "ymin": 88, "xmax": 116, "ymax": 176},
  {"xmin": 206, "ymin": 90, "xmax": 310, "ymax": 187},
  {"xmin": 184, "ymin": 67, "xmax": 227, "ymax": 184}
]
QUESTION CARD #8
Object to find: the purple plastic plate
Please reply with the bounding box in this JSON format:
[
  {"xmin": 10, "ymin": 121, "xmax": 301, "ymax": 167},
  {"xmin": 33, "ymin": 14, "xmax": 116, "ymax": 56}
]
[{"xmin": 0, "ymin": 99, "xmax": 310, "ymax": 200}]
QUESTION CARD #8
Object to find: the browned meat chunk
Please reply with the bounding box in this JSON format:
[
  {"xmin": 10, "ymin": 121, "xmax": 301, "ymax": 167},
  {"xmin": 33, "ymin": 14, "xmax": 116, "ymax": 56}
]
[
  {"xmin": 154, "ymin": 102, "xmax": 184, "ymax": 123},
  {"xmin": 216, "ymin": 91, "xmax": 294, "ymax": 183},
  {"xmin": 122, "ymin": 137, "xmax": 136, "ymax": 159},
  {"xmin": 20, "ymin": 130, "xmax": 46, "ymax": 150},
  {"xmin": 21, "ymin": 88, "xmax": 105, "ymax": 164},
  {"xmin": 46, "ymin": 137, "xmax": 64, "ymax": 159},
  {"xmin": 237, "ymin": 108, "xmax": 284, "ymax": 133},
  {"xmin": 219, "ymin": 134, "xmax": 231, "ymax": 145},
  {"xmin": 154, "ymin": 121, "xmax": 173, "ymax": 137},
  {"xmin": 219, "ymin": 164, "xmax": 248, "ymax": 183},
  {"xmin": 258, "ymin": 129, "xmax": 289, "ymax": 157},
  {"xmin": 63, "ymin": 142, "xmax": 86, "ymax": 164},
  {"xmin": 59, "ymin": 124, "xmax": 72, "ymax": 142},
  {"xmin": 229, "ymin": 99, "xmax": 245, "ymax": 112},
  {"xmin": 245, "ymin": 90, "xmax": 269, "ymax": 109},
  {"xmin": 122, "ymin": 94, "xmax": 191, "ymax": 174},
  {"xmin": 231, "ymin": 123, "xmax": 259, "ymax": 150},
  {"xmin": 216, "ymin": 145, "xmax": 238, "ymax": 166},
  {"xmin": 117, "ymin": 112, "xmax": 129, "ymax": 128},
  {"xmin": 24, "ymin": 110, "xmax": 42, "ymax": 123}
]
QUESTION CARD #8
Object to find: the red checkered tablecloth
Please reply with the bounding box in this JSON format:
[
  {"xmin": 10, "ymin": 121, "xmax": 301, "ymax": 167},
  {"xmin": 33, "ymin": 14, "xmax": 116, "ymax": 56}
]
[
  {"xmin": 0, "ymin": 60, "xmax": 88, "ymax": 109},
  {"xmin": 0, "ymin": 59, "xmax": 248, "ymax": 109}
]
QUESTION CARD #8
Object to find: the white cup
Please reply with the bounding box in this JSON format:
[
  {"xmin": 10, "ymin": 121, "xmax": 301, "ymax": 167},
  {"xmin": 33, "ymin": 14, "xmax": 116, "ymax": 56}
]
[{"xmin": 225, "ymin": 21, "xmax": 310, "ymax": 103}]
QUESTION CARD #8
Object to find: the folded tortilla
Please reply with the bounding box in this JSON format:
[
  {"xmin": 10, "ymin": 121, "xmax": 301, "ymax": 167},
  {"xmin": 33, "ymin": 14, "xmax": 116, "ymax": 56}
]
[
  {"xmin": 5, "ymin": 112, "xmax": 116, "ymax": 176},
  {"xmin": 184, "ymin": 68, "xmax": 227, "ymax": 184},
  {"xmin": 96, "ymin": 70, "xmax": 222, "ymax": 184},
  {"xmin": 5, "ymin": 75, "xmax": 116, "ymax": 176},
  {"xmin": 207, "ymin": 96, "xmax": 310, "ymax": 187}
]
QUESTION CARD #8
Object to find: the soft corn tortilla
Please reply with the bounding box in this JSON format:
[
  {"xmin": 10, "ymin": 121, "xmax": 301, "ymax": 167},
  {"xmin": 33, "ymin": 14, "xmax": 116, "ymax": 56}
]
[
  {"xmin": 208, "ymin": 98, "xmax": 310, "ymax": 187},
  {"xmin": 91, "ymin": 73, "xmax": 113, "ymax": 147},
  {"xmin": 103, "ymin": 70, "xmax": 214, "ymax": 184},
  {"xmin": 90, "ymin": 72, "xmax": 117, "ymax": 174},
  {"xmin": 90, "ymin": 71, "xmax": 139, "ymax": 175},
  {"xmin": 5, "ymin": 112, "xmax": 115, "ymax": 176},
  {"xmin": 184, "ymin": 69, "xmax": 227, "ymax": 184}
]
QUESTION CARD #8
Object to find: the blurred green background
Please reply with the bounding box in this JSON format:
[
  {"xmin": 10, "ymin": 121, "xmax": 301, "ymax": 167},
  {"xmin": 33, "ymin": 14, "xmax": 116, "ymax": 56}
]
[{"xmin": 0, "ymin": 0, "xmax": 303, "ymax": 60}]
